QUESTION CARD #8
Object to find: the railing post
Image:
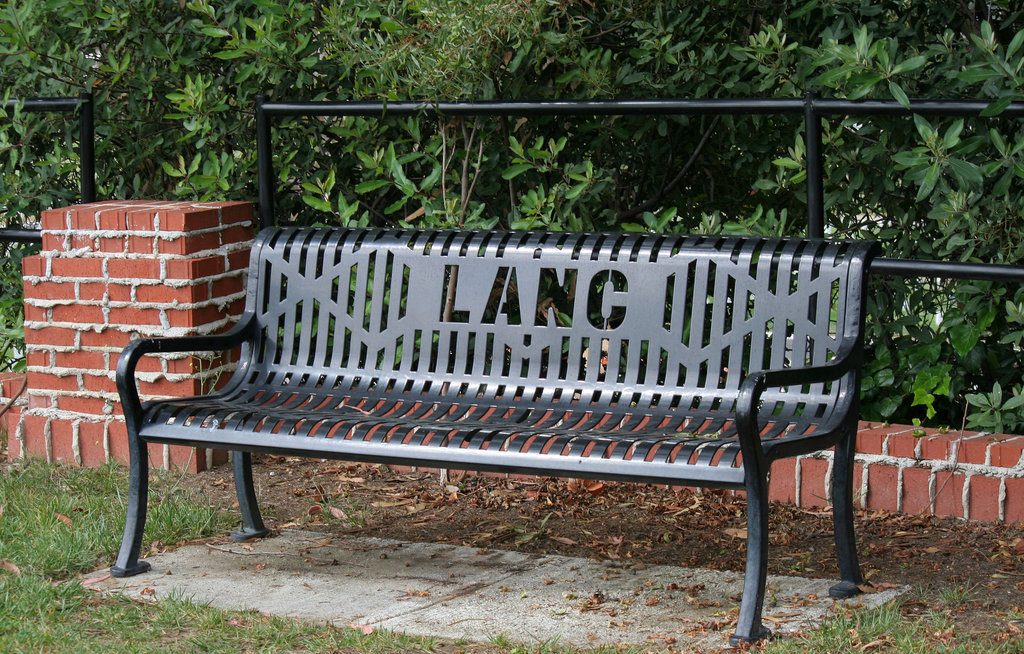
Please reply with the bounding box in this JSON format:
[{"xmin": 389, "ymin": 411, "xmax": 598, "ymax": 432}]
[
  {"xmin": 78, "ymin": 90, "xmax": 95, "ymax": 204},
  {"xmin": 804, "ymin": 91, "xmax": 825, "ymax": 238},
  {"xmin": 255, "ymin": 94, "xmax": 274, "ymax": 228}
]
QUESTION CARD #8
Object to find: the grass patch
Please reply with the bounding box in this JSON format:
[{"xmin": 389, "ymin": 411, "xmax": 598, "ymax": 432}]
[{"xmin": 0, "ymin": 459, "xmax": 441, "ymax": 653}]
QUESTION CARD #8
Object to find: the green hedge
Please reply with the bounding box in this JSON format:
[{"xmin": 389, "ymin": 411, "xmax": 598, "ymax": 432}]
[{"xmin": 1, "ymin": 0, "xmax": 1023, "ymax": 431}]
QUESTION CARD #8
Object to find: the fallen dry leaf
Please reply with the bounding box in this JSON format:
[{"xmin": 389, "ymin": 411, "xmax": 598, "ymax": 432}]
[
  {"xmin": 55, "ymin": 512, "xmax": 72, "ymax": 527},
  {"xmin": 1, "ymin": 560, "xmax": 21, "ymax": 576},
  {"xmin": 347, "ymin": 622, "xmax": 374, "ymax": 635},
  {"xmin": 723, "ymin": 527, "xmax": 747, "ymax": 539}
]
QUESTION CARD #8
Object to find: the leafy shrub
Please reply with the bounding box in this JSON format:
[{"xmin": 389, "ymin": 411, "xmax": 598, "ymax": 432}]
[{"xmin": 0, "ymin": 0, "xmax": 1022, "ymax": 430}]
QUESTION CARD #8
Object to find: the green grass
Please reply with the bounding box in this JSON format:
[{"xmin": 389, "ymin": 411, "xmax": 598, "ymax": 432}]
[{"xmin": 0, "ymin": 459, "xmax": 443, "ymax": 653}]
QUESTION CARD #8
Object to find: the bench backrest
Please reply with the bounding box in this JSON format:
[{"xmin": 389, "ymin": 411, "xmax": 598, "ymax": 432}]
[{"xmin": 240, "ymin": 228, "xmax": 874, "ymax": 413}]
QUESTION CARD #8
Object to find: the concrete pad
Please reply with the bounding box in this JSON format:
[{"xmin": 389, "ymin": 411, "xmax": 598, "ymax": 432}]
[{"xmin": 87, "ymin": 530, "xmax": 906, "ymax": 650}]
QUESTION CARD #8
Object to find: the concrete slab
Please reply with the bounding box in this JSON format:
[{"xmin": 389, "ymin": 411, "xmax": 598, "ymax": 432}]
[{"xmin": 87, "ymin": 530, "xmax": 906, "ymax": 650}]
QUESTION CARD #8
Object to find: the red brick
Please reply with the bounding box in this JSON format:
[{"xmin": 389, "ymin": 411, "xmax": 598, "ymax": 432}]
[
  {"xmin": 106, "ymin": 306, "xmax": 163, "ymax": 327},
  {"xmin": 51, "ymin": 257, "xmax": 104, "ymax": 278},
  {"xmin": 221, "ymin": 225, "xmax": 254, "ymax": 248},
  {"xmin": 27, "ymin": 393, "xmax": 51, "ymax": 410},
  {"xmin": 187, "ymin": 231, "xmax": 223, "ymax": 253},
  {"xmin": 26, "ymin": 326, "xmax": 78, "ymax": 347},
  {"xmin": 211, "ymin": 276, "xmax": 243, "ymax": 298},
  {"xmin": 136, "ymin": 284, "xmax": 198, "ymax": 304},
  {"xmin": 105, "ymin": 282, "xmax": 133, "ymax": 303},
  {"xmin": 67, "ymin": 208, "xmax": 99, "ymax": 231},
  {"xmin": 768, "ymin": 458, "xmax": 797, "ymax": 503},
  {"xmin": 128, "ymin": 236, "xmax": 156, "ymax": 254},
  {"xmin": 126, "ymin": 209, "xmax": 156, "ymax": 231},
  {"xmin": 107, "ymin": 258, "xmax": 161, "ymax": 280},
  {"xmin": 49, "ymin": 418, "xmax": 75, "ymax": 463},
  {"xmin": 156, "ymin": 235, "xmax": 188, "ymax": 256},
  {"xmin": 166, "ymin": 256, "xmax": 225, "ymax": 280},
  {"xmin": 24, "ymin": 281, "xmax": 76, "ymax": 301},
  {"xmin": 227, "ymin": 249, "xmax": 250, "ymax": 271},
  {"xmin": 51, "ymin": 304, "xmax": 106, "ymax": 324},
  {"xmin": 959, "ymin": 434, "xmax": 993, "ymax": 465},
  {"xmin": 160, "ymin": 207, "xmax": 221, "ymax": 231},
  {"xmin": 219, "ymin": 201, "xmax": 255, "ymax": 225},
  {"xmin": 28, "ymin": 371, "xmax": 81, "ymax": 392},
  {"xmin": 21, "ymin": 414, "xmax": 49, "ymax": 460},
  {"xmin": 24, "ymin": 349, "xmax": 51, "ymax": 368},
  {"xmin": 69, "ymin": 233, "xmax": 96, "ymax": 251},
  {"xmin": 0, "ymin": 372, "xmax": 26, "ymax": 397},
  {"xmin": 79, "ymin": 329, "xmax": 132, "ymax": 349},
  {"xmin": 166, "ymin": 305, "xmax": 224, "ymax": 328},
  {"xmin": 77, "ymin": 282, "xmax": 108, "ymax": 302},
  {"xmin": 224, "ymin": 298, "xmax": 245, "ymax": 316},
  {"xmin": 989, "ymin": 437, "xmax": 1024, "ymax": 468},
  {"xmin": 799, "ymin": 457, "xmax": 830, "ymax": 507},
  {"xmin": 167, "ymin": 444, "xmax": 205, "ymax": 473},
  {"xmin": 932, "ymin": 471, "xmax": 966, "ymax": 518},
  {"xmin": 967, "ymin": 475, "xmax": 1002, "ymax": 522},
  {"xmin": 41, "ymin": 233, "xmax": 64, "ymax": 252},
  {"xmin": 855, "ymin": 425, "xmax": 886, "ymax": 455},
  {"xmin": 99, "ymin": 236, "xmax": 126, "ymax": 253},
  {"xmin": 886, "ymin": 431, "xmax": 918, "ymax": 458},
  {"xmin": 22, "ymin": 256, "xmax": 46, "ymax": 277},
  {"xmin": 98, "ymin": 208, "xmax": 128, "ymax": 230},
  {"xmin": 865, "ymin": 463, "xmax": 900, "ymax": 512},
  {"xmin": 22, "ymin": 304, "xmax": 48, "ymax": 322},
  {"xmin": 83, "ymin": 373, "xmax": 115, "ymax": 393},
  {"xmin": 55, "ymin": 350, "xmax": 108, "ymax": 370},
  {"xmin": 77, "ymin": 420, "xmax": 108, "ymax": 467},
  {"xmin": 56, "ymin": 395, "xmax": 109, "ymax": 415},
  {"xmin": 39, "ymin": 207, "xmax": 68, "ymax": 231},
  {"xmin": 107, "ymin": 420, "xmax": 130, "ymax": 464},
  {"xmin": 920, "ymin": 433, "xmax": 958, "ymax": 462},
  {"xmin": 1004, "ymin": 477, "xmax": 1024, "ymax": 524}
]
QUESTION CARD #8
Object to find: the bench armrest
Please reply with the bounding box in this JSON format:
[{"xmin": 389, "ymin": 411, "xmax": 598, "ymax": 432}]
[
  {"xmin": 735, "ymin": 339, "xmax": 860, "ymax": 459},
  {"xmin": 116, "ymin": 315, "xmax": 256, "ymax": 427}
]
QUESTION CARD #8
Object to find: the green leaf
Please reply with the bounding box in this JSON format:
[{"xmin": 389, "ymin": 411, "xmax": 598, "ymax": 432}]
[
  {"xmin": 949, "ymin": 323, "xmax": 982, "ymax": 357},
  {"xmin": 502, "ymin": 163, "xmax": 534, "ymax": 180},
  {"xmin": 355, "ymin": 179, "xmax": 389, "ymax": 193},
  {"xmin": 301, "ymin": 196, "xmax": 331, "ymax": 212},
  {"xmin": 888, "ymin": 80, "xmax": 910, "ymax": 110},
  {"xmin": 980, "ymin": 95, "xmax": 1013, "ymax": 117},
  {"xmin": 947, "ymin": 159, "xmax": 983, "ymax": 186},
  {"xmin": 200, "ymin": 27, "xmax": 231, "ymax": 38},
  {"xmin": 891, "ymin": 55, "xmax": 927, "ymax": 75}
]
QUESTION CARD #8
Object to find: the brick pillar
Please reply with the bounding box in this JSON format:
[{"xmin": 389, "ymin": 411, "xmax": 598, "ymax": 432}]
[{"xmin": 14, "ymin": 200, "xmax": 254, "ymax": 471}]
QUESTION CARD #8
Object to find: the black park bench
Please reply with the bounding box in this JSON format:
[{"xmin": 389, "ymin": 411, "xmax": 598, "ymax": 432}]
[{"xmin": 112, "ymin": 227, "xmax": 878, "ymax": 644}]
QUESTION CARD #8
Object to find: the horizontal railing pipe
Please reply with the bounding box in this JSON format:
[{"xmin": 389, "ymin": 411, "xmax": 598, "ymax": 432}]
[
  {"xmin": 871, "ymin": 257, "xmax": 1024, "ymax": 283},
  {"xmin": 0, "ymin": 228, "xmax": 43, "ymax": 244}
]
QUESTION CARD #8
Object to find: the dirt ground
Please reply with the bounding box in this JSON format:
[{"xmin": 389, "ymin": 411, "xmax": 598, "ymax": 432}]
[{"xmin": 187, "ymin": 455, "xmax": 1024, "ymax": 643}]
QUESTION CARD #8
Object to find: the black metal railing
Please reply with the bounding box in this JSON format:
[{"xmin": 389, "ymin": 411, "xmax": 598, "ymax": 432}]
[
  {"xmin": 254, "ymin": 93, "xmax": 1024, "ymax": 283},
  {"xmin": 0, "ymin": 91, "xmax": 96, "ymax": 244}
]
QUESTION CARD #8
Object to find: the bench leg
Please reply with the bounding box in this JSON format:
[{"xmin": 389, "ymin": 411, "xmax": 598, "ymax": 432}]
[
  {"xmin": 829, "ymin": 427, "xmax": 864, "ymax": 598},
  {"xmin": 231, "ymin": 451, "xmax": 271, "ymax": 541},
  {"xmin": 111, "ymin": 430, "xmax": 151, "ymax": 577},
  {"xmin": 730, "ymin": 471, "xmax": 772, "ymax": 645}
]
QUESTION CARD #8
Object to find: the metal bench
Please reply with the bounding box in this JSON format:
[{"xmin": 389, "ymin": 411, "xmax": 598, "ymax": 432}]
[{"xmin": 112, "ymin": 227, "xmax": 877, "ymax": 644}]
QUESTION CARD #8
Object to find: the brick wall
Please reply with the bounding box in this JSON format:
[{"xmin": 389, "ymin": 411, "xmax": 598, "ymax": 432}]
[
  {"xmin": 768, "ymin": 424, "xmax": 1024, "ymax": 524},
  {"xmin": 10, "ymin": 200, "xmax": 254, "ymax": 471}
]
